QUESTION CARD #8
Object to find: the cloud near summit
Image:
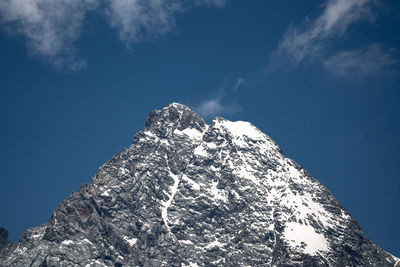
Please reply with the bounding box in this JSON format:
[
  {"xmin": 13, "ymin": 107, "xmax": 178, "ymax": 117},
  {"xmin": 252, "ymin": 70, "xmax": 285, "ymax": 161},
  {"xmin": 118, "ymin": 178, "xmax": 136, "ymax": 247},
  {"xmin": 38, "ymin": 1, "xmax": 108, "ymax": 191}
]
[{"xmin": 0, "ymin": 0, "xmax": 227, "ymax": 70}]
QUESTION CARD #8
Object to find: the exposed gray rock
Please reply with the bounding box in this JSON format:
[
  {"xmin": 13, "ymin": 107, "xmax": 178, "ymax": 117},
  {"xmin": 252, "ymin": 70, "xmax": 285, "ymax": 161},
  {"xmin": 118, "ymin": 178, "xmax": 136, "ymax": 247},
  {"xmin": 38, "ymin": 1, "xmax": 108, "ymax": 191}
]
[{"xmin": 0, "ymin": 103, "xmax": 397, "ymax": 266}]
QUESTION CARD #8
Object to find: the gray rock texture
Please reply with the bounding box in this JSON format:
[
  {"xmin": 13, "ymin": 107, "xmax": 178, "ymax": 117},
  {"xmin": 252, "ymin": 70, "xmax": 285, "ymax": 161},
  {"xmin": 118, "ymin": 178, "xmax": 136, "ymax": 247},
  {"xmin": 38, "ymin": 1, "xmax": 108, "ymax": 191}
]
[{"xmin": 0, "ymin": 103, "xmax": 398, "ymax": 266}]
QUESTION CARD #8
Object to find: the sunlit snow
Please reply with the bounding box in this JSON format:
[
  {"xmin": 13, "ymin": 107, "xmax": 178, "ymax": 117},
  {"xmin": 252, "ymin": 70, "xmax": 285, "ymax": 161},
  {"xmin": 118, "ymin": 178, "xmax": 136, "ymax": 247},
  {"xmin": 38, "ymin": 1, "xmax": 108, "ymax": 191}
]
[{"xmin": 283, "ymin": 222, "xmax": 329, "ymax": 255}]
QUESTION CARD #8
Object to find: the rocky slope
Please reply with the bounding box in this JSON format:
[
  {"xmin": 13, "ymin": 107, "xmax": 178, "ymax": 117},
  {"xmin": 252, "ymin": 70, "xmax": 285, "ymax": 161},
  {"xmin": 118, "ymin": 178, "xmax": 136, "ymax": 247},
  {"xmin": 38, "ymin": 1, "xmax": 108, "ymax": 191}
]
[{"xmin": 0, "ymin": 103, "xmax": 398, "ymax": 266}]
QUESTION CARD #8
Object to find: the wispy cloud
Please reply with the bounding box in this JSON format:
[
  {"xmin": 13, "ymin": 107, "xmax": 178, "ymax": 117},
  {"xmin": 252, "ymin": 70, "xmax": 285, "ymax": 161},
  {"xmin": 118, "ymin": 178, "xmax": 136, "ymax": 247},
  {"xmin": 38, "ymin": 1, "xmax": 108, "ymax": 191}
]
[
  {"xmin": 0, "ymin": 0, "xmax": 98, "ymax": 71},
  {"xmin": 106, "ymin": 0, "xmax": 181, "ymax": 44},
  {"xmin": 0, "ymin": 0, "xmax": 227, "ymax": 70},
  {"xmin": 323, "ymin": 44, "xmax": 397, "ymax": 76},
  {"xmin": 104, "ymin": 0, "xmax": 228, "ymax": 44},
  {"xmin": 194, "ymin": 96, "xmax": 241, "ymax": 119},
  {"xmin": 269, "ymin": 0, "xmax": 398, "ymax": 77},
  {"xmin": 193, "ymin": 80, "xmax": 242, "ymax": 119},
  {"xmin": 272, "ymin": 0, "xmax": 374, "ymax": 66},
  {"xmin": 233, "ymin": 77, "xmax": 247, "ymax": 91}
]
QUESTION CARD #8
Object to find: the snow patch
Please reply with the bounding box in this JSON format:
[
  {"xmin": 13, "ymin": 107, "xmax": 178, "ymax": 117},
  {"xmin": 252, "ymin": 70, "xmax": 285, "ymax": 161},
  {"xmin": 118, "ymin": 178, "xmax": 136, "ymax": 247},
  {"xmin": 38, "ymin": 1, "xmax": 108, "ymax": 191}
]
[
  {"xmin": 183, "ymin": 263, "xmax": 200, "ymax": 267},
  {"xmin": 30, "ymin": 229, "xmax": 45, "ymax": 240},
  {"xmin": 283, "ymin": 222, "xmax": 329, "ymax": 255},
  {"xmin": 182, "ymin": 174, "xmax": 200, "ymax": 190},
  {"xmin": 194, "ymin": 145, "xmax": 207, "ymax": 157},
  {"xmin": 210, "ymin": 180, "xmax": 227, "ymax": 202},
  {"xmin": 216, "ymin": 120, "xmax": 265, "ymax": 140},
  {"xmin": 180, "ymin": 239, "xmax": 193, "ymax": 245},
  {"xmin": 85, "ymin": 259, "xmax": 105, "ymax": 267},
  {"xmin": 205, "ymin": 142, "xmax": 217, "ymax": 149},
  {"xmin": 61, "ymin": 240, "xmax": 74, "ymax": 246},
  {"xmin": 230, "ymin": 151, "xmax": 261, "ymax": 185},
  {"xmin": 206, "ymin": 240, "xmax": 224, "ymax": 249},
  {"xmin": 101, "ymin": 189, "xmax": 111, "ymax": 197},
  {"xmin": 144, "ymin": 130, "xmax": 156, "ymax": 138},
  {"xmin": 234, "ymin": 162, "xmax": 260, "ymax": 186},
  {"xmin": 161, "ymin": 158, "xmax": 180, "ymax": 231},
  {"xmin": 124, "ymin": 236, "xmax": 137, "ymax": 246},
  {"xmin": 174, "ymin": 128, "xmax": 203, "ymax": 140},
  {"xmin": 119, "ymin": 167, "xmax": 129, "ymax": 175},
  {"xmin": 82, "ymin": 238, "xmax": 93, "ymax": 244},
  {"xmin": 14, "ymin": 245, "xmax": 27, "ymax": 255}
]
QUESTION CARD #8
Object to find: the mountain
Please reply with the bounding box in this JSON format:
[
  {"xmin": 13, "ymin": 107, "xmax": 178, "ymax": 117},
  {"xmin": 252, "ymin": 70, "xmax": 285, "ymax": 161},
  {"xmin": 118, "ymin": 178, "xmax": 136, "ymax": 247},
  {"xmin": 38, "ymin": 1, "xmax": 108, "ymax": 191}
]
[{"xmin": 0, "ymin": 103, "xmax": 398, "ymax": 267}]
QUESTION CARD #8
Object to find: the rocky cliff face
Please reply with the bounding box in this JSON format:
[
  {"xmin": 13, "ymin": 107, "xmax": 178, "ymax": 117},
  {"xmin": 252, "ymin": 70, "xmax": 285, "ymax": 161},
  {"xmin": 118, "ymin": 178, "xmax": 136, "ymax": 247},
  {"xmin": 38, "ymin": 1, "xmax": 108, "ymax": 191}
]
[{"xmin": 0, "ymin": 103, "xmax": 398, "ymax": 267}]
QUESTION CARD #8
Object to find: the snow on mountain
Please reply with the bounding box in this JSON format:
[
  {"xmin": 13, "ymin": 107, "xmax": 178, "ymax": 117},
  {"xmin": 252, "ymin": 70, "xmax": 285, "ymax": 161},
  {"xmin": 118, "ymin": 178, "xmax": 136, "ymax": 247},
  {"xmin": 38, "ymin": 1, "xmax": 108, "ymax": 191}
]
[{"xmin": 0, "ymin": 103, "xmax": 397, "ymax": 266}]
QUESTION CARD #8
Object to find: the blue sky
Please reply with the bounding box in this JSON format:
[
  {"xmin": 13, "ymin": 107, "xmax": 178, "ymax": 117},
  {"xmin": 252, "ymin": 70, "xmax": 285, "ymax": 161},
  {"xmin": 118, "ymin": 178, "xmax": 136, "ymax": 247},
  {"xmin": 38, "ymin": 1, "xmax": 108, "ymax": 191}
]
[{"xmin": 0, "ymin": 0, "xmax": 399, "ymax": 256}]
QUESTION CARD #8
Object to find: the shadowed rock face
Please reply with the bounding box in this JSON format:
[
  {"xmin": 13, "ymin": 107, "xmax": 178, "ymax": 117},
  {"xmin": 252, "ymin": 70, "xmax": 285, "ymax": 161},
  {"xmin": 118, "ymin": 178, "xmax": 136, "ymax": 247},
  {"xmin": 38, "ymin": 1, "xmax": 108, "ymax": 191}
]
[
  {"xmin": 0, "ymin": 228, "xmax": 8, "ymax": 249},
  {"xmin": 0, "ymin": 103, "xmax": 397, "ymax": 266}
]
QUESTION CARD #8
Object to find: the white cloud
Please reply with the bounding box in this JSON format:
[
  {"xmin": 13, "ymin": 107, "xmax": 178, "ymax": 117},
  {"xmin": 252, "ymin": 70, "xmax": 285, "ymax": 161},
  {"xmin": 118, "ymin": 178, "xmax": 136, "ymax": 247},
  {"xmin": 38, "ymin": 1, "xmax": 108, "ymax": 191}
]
[
  {"xmin": 0, "ymin": 0, "xmax": 98, "ymax": 70},
  {"xmin": 272, "ymin": 0, "xmax": 374, "ymax": 66},
  {"xmin": 323, "ymin": 44, "xmax": 397, "ymax": 76},
  {"xmin": 233, "ymin": 77, "xmax": 247, "ymax": 91},
  {"xmin": 0, "ymin": 0, "xmax": 226, "ymax": 70},
  {"xmin": 195, "ymin": 98, "xmax": 225, "ymax": 117},
  {"xmin": 106, "ymin": 0, "xmax": 181, "ymax": 43},
  {"xmin": 194, "ymin": 78, "xmax": 243, "ymax": 118},
  {"xmin": 106, "ymin": 0, "xmax": 227, "ymax": 43},
  {"xmin": 194, "ymin": 96, "xmax": 241, "ymax": 118},
  {"xmin": 269, "ymin": 0, "xmax": 398, "ymax": 77}
]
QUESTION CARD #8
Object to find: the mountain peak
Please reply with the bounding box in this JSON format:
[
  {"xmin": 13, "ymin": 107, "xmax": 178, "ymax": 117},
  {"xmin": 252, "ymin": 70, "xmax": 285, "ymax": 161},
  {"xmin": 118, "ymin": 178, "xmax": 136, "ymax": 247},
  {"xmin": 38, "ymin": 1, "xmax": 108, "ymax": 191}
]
[
  {"xmin": 0, "ymin": 103, "xmax": 397, "ymax": 266},
  {"xmin": 144, "ymin": 103, "xmax": 206, "ymax": 135}
]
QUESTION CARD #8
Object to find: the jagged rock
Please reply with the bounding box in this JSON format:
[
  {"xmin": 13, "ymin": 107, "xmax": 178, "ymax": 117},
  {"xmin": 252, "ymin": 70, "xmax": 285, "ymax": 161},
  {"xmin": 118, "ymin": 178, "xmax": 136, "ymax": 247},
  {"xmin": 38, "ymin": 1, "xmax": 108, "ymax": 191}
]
[
  {"xmin": 0, "ymin": 227, "xmax": 8, "ymax": 249},
  {"xmin": 0, "ymin": 103, "xmax": 397, "ymax": 266}
]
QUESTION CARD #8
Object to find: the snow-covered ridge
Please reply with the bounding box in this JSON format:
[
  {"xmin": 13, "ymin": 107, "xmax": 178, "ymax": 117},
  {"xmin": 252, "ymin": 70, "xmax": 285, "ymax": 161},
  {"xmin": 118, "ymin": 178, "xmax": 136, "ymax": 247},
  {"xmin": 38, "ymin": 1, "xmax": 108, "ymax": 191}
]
[
  {"xmin": 146, "ymin": 107, "xmax": 347, "ymax": 257},
  {"xmin": 142, "ymin": 104, "xmax": 391, "ymax": 260},
  {"xmin": 213, "ymin": 119, "xmax": 265, "ymax": 140}
]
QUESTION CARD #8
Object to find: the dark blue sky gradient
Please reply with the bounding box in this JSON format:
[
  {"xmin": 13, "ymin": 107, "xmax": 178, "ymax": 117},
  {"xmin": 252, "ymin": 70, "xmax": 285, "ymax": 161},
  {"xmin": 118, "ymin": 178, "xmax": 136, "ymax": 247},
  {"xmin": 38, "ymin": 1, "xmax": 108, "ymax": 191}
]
[{"xmin": 0, "ymin": 1, "xmax": 399, "ymax": 256}]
